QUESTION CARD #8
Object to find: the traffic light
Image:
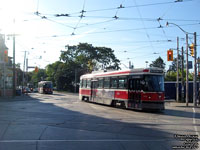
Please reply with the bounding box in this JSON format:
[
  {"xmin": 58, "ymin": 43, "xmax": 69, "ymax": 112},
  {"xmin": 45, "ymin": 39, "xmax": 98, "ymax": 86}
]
[
  {"xmin": 35, "ymin": 66, "xmax": 39, "ymax": 73},
  {"xmin": 167, "ymin": 49, "xmax": 173, "ymax": 61},
  {"xmin": 4, "ymin": 50, "xmax": 8, "ymax": 63},
  {"xmin": 189, "ymin": 43, "xmax": 194, "ymax": 56}
]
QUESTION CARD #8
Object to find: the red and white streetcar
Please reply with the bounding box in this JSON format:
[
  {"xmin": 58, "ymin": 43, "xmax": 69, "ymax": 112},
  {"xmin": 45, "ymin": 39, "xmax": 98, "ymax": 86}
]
[{"xmin": 79, "ymin": 68, "xmax": 165, "ymax": 110}]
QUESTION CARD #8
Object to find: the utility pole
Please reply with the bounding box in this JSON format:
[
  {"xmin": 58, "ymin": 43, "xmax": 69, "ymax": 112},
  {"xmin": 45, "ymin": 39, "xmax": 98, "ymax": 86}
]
[
  {"xmin": 193, "ymin": 32, "xmax": 197, "ymax": 107},
  {"xmin": 197, "ymin": 57, "xmax": 200, "ymax": 105},
  {"xmin": 166, "ymin": 22, "xmax": 197, "ymax": 105},
  {"xmin": 22, "ymin": 51, "xmax": 27, "ymax": 93},
  {"xmin": 1, "ymin": 34, "xmax": 6, "ymax": 97},
  {"xmin": 3, "ymin": 59, "xmax": 5, "ymax": 97},
  {"xmin": 181, "ymin": 46, "xmax": 184, "ymax": 102},
  {"xmin": 26, "ymin": 58, "xmax": 28, "ymax": 85},
  {"xmin": 3, "ymin": 49, "xmax": 5, "ymax": 97},
  {"xmin": 13, "ymin": 19, "xmax": 16, "ymax": 97},
  {"xmin": 74, "ymin": 68, "xmax": 77, "ymax": 93},
  {"xmin": 186, "ymin": 34, "xmax": 189, "ymax": 106},
  {"xmin": 176, "ymin": 37, "xmax": 179, "ymax": 102}
]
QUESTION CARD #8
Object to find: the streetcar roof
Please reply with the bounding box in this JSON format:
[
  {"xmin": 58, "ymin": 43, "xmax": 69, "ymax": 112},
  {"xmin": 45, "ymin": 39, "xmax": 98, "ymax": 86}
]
[
  {"xmin": 38, "ymin": 81, "xmax": 52, "ymax": 84},
  {"xmin": 80, "ymin": 67, "xmax": 163, "ymax": 79}
]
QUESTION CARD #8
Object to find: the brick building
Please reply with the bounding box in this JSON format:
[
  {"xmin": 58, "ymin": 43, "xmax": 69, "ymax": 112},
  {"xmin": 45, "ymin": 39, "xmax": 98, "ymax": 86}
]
[{"xmin": 0, "ymin": 34, "xmax": 13, "ymax": 97}]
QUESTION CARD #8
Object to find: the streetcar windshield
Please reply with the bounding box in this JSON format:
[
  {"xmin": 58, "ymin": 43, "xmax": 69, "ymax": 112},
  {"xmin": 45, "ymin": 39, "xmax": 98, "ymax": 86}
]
[
  {"xmin": 44, "ymin": 83, "xmax": 53, "ymax": 88},
  {"xmin": 143, "ymin": 75, "xmax": 164, "ymax": 92}
]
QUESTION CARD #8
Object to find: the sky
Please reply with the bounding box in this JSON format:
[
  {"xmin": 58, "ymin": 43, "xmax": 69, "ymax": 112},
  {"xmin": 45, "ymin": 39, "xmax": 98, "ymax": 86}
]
[{"xmin": 0, "ymin": 0, "xmax": 200, "ymax": 71}]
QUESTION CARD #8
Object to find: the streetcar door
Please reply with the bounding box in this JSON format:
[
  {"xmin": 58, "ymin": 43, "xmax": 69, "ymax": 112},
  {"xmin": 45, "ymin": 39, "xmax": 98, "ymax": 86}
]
[
  {"xmin": 91, "ymin": 80, "xmax": 98, "ymax": 102},
  {"xmin": 128, "ymin": 79, "xmax": 141, "ymax": 108}
]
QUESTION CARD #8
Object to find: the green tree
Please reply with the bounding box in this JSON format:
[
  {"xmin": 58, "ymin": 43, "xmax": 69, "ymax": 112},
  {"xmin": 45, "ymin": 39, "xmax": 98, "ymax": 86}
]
[
  {"xmin": 149, "ymin": 56, "xmax": 165, "ymax": 69},
  {"xmin": 45, "ymin": 43, "xmax": 120, "ymax": 92},
  {"xmin": 46, "ymin": 61, "xmax": 63, "ymax": 86},
  {"xmin": 15, "ymin": 63, "xmax": 23, "ymax": 86},
  {"xmin": 165, "ymin": 70, "xmax": 193, "ymax": 81},
  {"xmin": 167, "ymin": 55, "xmax": 183, "ymax": 72},
  {"xmin": 30, "ymin": 69, "xmax": 47, "ymax": 87},
  {"xmin": 60, "ymin": 43, "xmax": 120, "ymax": 72}
]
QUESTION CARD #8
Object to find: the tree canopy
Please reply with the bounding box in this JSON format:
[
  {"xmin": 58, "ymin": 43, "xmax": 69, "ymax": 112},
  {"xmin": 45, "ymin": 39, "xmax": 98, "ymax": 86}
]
[
  {"xmin": 167, "ymin": 55, "xmax": 183, "ymax": 72},
  {"xmin": 60, "ymin": 43, "xmax": 120, "ymax": 72},
  {"xmin": 28, "ymin": 43, "xmax": 121, "ymax": 91},
  {"xmin": 149, "ymin": 56, "xmax": 165, "ymax": 69}
]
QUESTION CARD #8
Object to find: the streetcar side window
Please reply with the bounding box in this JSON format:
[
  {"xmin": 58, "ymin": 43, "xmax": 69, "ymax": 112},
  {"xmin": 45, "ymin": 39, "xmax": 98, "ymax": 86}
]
[
  {"xmin": 104, "ymin": 77, "xmax": 110, "ymax": 89},
  {"xmin": 132, "ymin": 80, "xmax": 142, "ymax": 91},
  {"xmin": 87, "ymin": 79, "xmax": 91, "ymax": 88},
  {"xmin": 110, "ymin": 77, "xmax": 118, "ymax": 88},
  {"xmin": 129, "ymin": 79, "xmax": 139, "ymax": 90},
  {"xmin": 129, "ymin": 80, "xmax": 134, "ymax": 90},
  {"xmin": 136, "ymin": 80, "xmax": 141, "ymax": 90},
  {"xmin": 83, "ymin": 79, "xmax": 87, "ymax": 88},
  {"xmin": 80, "ymin": 80, "xmax": 83, "ymax": 88},
  {"xmin": 98, "ymin": 78, "xmax": 104, "ymax": 88},
  {"xmin": 119, "ymin": 77, "xmax": 127, "ymax": 89}
]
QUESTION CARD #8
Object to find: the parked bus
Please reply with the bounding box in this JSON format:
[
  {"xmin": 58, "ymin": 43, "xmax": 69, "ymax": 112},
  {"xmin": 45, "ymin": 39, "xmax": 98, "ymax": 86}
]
[
  {"xmin": 79, "ymin": 68, "xmax": 164, "ymax": 110},
  {"xmin": 38, "ymin": 81, "xmax": 53, "ymax": 94}
]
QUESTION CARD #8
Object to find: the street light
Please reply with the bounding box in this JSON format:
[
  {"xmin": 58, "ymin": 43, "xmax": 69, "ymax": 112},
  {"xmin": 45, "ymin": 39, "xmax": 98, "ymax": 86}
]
[
  {"xmin": 166, "ymin": 22, "xmax": 197, "ymax": 107},
  {"xmin": 166, "ymin": 22, "xmax": 188, "ymax": 34}
]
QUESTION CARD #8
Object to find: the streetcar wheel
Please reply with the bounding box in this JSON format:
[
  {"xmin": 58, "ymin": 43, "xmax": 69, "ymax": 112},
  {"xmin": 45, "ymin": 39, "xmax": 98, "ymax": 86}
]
[{"xmin": 111, "ymin": 100, "xmax": 116, "ymax": 107}]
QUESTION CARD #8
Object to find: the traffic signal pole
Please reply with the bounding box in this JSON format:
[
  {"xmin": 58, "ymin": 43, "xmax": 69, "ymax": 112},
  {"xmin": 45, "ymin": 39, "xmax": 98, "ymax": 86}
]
[
  {"xmin": 177, "ymin": 37, "xmax": 179, "ymax": 102},
  {"xmin": 166, "ymin": 22, "xmax": 198, "ymax": 106},
  {"xmin": 181, "ymin": 47, "xmax": 184, "ymax": 102},
  {"xmin": 186, "ymin": 34, "xmax": 189, "ymax": 106}
]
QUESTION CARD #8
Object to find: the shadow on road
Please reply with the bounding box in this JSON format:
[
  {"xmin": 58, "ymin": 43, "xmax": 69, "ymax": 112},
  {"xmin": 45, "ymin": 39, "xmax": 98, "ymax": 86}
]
[
  {"xmin": 0, "ymin": 94, "xmax": 192, "ymax": 150},
  {"xmin": 161, "ymin": 108, "xmax": 200, "ymax": 119}
]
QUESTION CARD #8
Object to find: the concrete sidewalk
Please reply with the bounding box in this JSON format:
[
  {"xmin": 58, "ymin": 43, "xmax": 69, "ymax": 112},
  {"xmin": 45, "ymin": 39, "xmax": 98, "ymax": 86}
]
[
  {"xmin": 165, "ymin": 99, "xmax": 200, "ymax": 108},
  {"xmin": 0, "ymin": 94, "xmax": 32, "ymax": 102}
]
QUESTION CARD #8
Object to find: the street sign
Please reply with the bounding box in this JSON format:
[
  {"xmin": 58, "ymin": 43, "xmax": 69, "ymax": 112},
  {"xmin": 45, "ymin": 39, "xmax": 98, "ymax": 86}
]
[
  {"xmin": 28, "ymin": 66, "xmax": 35, "ymax": 69},
  {"xmin": 197, "ymin": 58, "xmax": 200, "ymax": 63},
  {"xmin": 188, "ymin": 61, "xmax": 192, "ymax": 69}
]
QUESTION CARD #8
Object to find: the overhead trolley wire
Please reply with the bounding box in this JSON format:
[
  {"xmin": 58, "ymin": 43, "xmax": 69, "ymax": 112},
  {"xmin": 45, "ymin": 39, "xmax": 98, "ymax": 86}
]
[
  {"xmin": 33, "ymin": 22, "xmax": 200, "ymax": 39},
  {"xmin": 38, "ymin": 0, "xmax": 194, "ymax": 18},
  {"xmin": 52, "ymin": 0, "xmax": 193, "ymax": 17},
  {"xmin": 157, "ymin": 18, "xmax": 170, "ymax": 41},
  {"xmin": 71, "ymin": 0, "xmax": 191, "ymax": 14},
  {"xmin": 133, "ymin": 0, "xmax": 155, "ymax": 51},
  {"xmin": 71, "ymin": 0, "xmax": 87, "ymax": 35}
]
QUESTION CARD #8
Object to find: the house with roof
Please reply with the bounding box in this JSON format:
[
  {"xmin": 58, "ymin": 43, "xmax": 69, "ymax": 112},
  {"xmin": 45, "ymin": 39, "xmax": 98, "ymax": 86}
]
[{"xmin": 0, "ymin": 34, "xmax": 13, "ymax": 97}]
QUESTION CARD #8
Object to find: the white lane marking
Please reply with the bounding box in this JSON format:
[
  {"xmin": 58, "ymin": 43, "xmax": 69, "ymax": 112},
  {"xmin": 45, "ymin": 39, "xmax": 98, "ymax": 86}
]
[
  {"xmin": 0, "ymin": 139, "xmax": 170, "ymax": 143},
  {"xmin": 193, "ymin": 107, "xmax": 200, "ymax": 150},
  {"xmin": 192, "ymin": 108, "xmax": 200, "ymax": 137}
]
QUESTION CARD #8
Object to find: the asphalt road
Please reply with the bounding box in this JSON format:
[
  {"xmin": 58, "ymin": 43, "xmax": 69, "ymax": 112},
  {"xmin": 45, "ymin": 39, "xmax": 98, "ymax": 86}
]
[{"xmin": 0, "ymin": 92, "xmax": 199, "ymax": 150}]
